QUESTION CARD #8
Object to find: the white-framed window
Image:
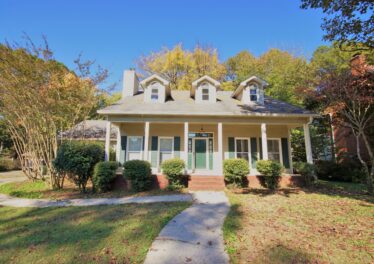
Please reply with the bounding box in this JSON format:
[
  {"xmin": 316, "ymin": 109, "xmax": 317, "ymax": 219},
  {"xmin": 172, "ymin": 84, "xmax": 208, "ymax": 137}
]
[
  {"xmin": 250, "ymin": 85, "xmax": 258, "ymax": 102},
  {"xmin": 150, "ymin": 82, "xmax": 159, "ymax": 101},
  {"xmin": 159, "ymin": 137, "xmax": 174, "ymax": 165},
  {"xmin": 235, "ymin": 138, "xmax": 250, "ymax": 162},
  {"xmin": 267, "ymin": 139, "xmax": 282, "ymax": 163},
  {"xmin": 127, "ymin": 136, "xmax": 143, "ymax": 161},
  {"xmin": 201, "ymin": 83, "xmax": 210, "ymax": 101}
]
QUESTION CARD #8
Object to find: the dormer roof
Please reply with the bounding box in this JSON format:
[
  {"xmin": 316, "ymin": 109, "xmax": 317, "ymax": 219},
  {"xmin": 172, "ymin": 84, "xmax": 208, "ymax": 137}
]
[
  {"xmin": 231, "ymin": 76, "xmax": 268, "ymax": 98},
  {"xmin": 191, "ymin": 75, "xmax": 220, "ymax": 97},
  {"xmin": 140, "ymin": 74, "xmax": 170, "ymax": 88}
]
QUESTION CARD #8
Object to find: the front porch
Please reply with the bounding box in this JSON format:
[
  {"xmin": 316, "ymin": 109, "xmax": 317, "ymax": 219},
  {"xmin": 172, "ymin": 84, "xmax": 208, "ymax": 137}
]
[{"xmin": 105, "ymin": 117, "xmax": 314, "ymax": 189}]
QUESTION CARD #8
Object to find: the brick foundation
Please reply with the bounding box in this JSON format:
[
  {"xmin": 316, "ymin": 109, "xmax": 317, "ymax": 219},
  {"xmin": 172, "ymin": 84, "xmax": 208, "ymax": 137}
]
[{"xmin": 247, "ymin": 175, "xmax": 304, "ymax": 188}]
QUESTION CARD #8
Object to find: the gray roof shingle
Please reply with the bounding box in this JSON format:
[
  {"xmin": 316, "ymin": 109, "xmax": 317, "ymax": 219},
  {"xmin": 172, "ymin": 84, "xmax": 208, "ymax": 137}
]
[{"xmin": 98, "ymin": 91, "xmax": 315, "ymax": 116}]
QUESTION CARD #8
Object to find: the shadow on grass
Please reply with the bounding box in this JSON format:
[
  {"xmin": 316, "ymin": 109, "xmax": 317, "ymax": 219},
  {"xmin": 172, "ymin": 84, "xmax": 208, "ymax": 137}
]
[
  {"xmin": 251, "ymin": 244, "xmax": 318, "ymax": 264},
  {"xmin": 233, "ymin": 180, "xmax": 373, "ymax": 204},
  {"xmin": 0, "ymin": 202, "xmax": 186, "ymax": 263}
]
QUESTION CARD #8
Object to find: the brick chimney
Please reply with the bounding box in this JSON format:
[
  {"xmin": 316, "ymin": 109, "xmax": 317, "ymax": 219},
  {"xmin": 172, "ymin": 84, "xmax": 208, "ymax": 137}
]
[{"xmin": 122, "ymin": 69, "xmax": 140, "ymax": 98}]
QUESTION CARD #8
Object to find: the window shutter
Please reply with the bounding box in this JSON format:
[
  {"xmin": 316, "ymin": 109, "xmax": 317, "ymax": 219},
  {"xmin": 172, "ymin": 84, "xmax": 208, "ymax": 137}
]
[
  {"xmin": 120, "ymin": 136, "xmax": 127, "ymax": 164},
  {"xmin": 250, "ymin": 137, "xmax": 258, "ymax": 169},
  {"xmin": 228, "ymin": 137, "xmax": 235, "ymax": 158},
  {"xmin": 174, "ymin": 136, "xmax": 180, "ymax": 158},
  {"xmin": 281, "ymin": 138, "xmax": 290, "ymax": 169},
  {"xmin": 259, "ymin": 137, "xmax": 263, "ymax": 160},
  {"xmin": 151, "ymin": 136, "xmax": 158, "ymax": 168}
]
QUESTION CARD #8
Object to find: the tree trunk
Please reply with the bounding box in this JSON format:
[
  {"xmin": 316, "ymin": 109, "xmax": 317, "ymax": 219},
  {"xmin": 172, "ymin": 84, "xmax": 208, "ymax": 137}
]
[
  {"xmin": 354, "ymin": 131, "xmax": 372, "ymax": 194},
  {"xmin": 361, "ymin": 133, "xmax": 374, "ymax": 195}
]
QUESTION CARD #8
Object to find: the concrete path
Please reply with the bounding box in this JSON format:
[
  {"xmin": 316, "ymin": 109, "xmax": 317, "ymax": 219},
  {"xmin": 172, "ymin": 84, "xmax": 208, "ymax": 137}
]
[
  {"xmin": 0, "ymin": 193, "xmax": 192, "ymax": 208},
  {"xmin": 144, "ymin": 191, "xmax": 230, "ymax": 264}
]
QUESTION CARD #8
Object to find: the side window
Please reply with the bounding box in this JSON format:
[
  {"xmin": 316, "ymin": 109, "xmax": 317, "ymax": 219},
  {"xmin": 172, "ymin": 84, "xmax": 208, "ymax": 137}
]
[
  {"xmin": 250, "ymin": 85, "xmax": 258, "ymax": 102},
  {"xmin": 235, "ymin": 139, "xmax": 249, "ymax": 161},
  {"xmin": 159, "ymin": 137, "xmax": 173, "ymax": 165},
  {"xmin": 267, "ymin": 139, "xmax": 281, "ymax": 162},
  {"xmin": 127, "ymin": 136, "xmax": 143, "ymax": 160},
  {"xmin": 201, "ymin": 83, "xmax": 209, "ymax": 101}
]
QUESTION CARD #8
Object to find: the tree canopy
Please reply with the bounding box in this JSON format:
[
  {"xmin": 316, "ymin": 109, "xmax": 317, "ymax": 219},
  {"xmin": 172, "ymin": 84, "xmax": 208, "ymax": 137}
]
[{"xmin": 301, "ymin": 0, "xmax": 374, "ymax": 50}]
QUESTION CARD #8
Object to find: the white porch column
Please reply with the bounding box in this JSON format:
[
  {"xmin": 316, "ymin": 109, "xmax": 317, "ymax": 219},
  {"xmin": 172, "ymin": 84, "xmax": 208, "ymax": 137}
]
[
  {"xmin": 304, "ymin": 123, "xmax": 313, "ymax": 164},
  {"xmin": 217, "ymin": 122, "xmax": 223, "ymax": 175},
  {"xmin": 287, "ymin": 127, "xmax": 293, "ymax": 172},
  {"xmin": 261, "ymin": 123, "xmax": 268, "ymax": 160},
  {"xmin": 105, "ymin": 121, "xmax": 111, "ymax": 161},
  {"xmin": 184, "ymin": 122, "xmax": 189, "ymax": 167},
  {"xmin": 144, "ymin": 122, "xmax": 150, "ymax": 161},
  {"xmin": 115, "ymin": 124, "xmax": 121, "ymax": 162}
]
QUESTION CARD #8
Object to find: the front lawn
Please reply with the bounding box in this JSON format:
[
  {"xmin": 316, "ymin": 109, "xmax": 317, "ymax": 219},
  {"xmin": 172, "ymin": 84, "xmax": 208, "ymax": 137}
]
[
  {"xmin": 0, "ymin": 180, "xmax": 183, "ymax": 199},
  {"xmin": 223, "ymin": 182, "xmax": 373, "ymax": 264},
  {"xmin": 0, "ymin": 202, "xmax": 190, "ymax": 264}
]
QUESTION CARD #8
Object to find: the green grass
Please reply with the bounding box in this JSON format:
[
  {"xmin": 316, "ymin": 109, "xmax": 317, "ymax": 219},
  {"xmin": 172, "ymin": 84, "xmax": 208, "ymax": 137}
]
[
  {"xmin": 223, "ymin": 182, "xmax": 374, "ymax": 264},
  {"xmin": 0, "ymin": 180, "xmax": 48, "ymax": 198},
  {"xmin": 0, "ymin": 202, "xmax": 190, "ymax": 264},
  {"xmin": 0, "ymin": 180, "xmax": 185, "ymax": 200}
]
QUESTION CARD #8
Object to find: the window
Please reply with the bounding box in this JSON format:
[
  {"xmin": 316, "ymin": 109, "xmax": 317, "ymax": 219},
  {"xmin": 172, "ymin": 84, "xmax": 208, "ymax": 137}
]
[
  {"xmin": 201, "ymin": 83, "xmax": 209, "ymax": 101},
  {"xmin": 127, "ymin": 136, "xmax": 143, "ymax": 160},
  {"xmin": 267, "ymin": 139, "xmax": 281, "ymax": 162},
  {"xmin": 250, "ymin": 86, "xmax": 257, "ymax": 102},
  {"xmin": 235, "ymin": 139, "xmax": 249, "ymax": 161},
  {"xmin": 151, "ymin": 88, "xmax": 158, "ymax": 101},
  {"xmin": 159, "ymin": 137, "xmax": 173, "ymax": 165}
]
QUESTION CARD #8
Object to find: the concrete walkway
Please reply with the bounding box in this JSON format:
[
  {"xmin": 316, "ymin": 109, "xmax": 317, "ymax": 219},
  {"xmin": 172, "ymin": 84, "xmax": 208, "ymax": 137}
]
[
  {"xmin": 0, "ymin": 170, "xmax": 27, "ymax": 185},
  {"xmin": 144, "ymin": 191, "xmax": 230, "ymax": 264},
  {"xmin": 0, "ymin": 193, "xmax": 192, "ymax": 208}
]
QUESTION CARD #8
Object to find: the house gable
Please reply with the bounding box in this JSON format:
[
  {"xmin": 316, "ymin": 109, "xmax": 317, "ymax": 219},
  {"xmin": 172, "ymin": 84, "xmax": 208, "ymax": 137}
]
[
  {"xmin": 191, "ymin": 75, "xmax": 220, "ymax": 104},
  {"xmin": 140, "ymin": 74, "xmax": 170, "ymax": 103},
  {"xmin": 232, "ymin": 76, "xmax": 267, "ymax": 105}
]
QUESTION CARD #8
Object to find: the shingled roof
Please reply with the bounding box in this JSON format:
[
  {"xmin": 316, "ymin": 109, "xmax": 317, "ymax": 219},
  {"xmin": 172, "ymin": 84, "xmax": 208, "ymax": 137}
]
[{"xmin": 98, "ymin": 91, "xmax": 316, "ymax": 117}]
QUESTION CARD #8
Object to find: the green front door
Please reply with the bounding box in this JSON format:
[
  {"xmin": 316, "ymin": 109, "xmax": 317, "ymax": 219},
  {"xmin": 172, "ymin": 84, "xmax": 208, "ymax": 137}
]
[{"xmin": 195, "ymin": 139, "xmax": 207, "ymax": 169}]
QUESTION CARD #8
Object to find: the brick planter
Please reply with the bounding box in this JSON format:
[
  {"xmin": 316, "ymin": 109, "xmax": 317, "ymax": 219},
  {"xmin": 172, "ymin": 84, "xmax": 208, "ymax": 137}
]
[{"xmin": 246, "ymin": 175, "xmax": 305, "ymax": 188}]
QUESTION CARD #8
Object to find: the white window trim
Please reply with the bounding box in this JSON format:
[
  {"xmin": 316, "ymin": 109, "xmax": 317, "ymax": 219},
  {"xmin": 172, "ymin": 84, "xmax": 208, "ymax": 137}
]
[
  {"xmin": 249, "ymin": 85, "xmax": 258, "ymax": 102},
  {"xmin": 234, "ymin": 137, "xmax": 252, "ymax": 168},
  {"xmin": 151, "ymin": 88, "xmax": 159, "ymax": 101},
  {"xmin": 158, "ymin": 136, "xmax": 174, "ymax": 168},
  {"xmin": 126, "ymin": 136, "xmax": 143, "ymax": 161},
  {"xmin": 267, "ymin": 138, "xmax": 283, "ymax": 164}
]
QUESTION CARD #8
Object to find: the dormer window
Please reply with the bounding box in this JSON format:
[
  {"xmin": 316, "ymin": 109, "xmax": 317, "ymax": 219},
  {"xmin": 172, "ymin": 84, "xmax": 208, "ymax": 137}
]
[
  {"xmin": 250, "ymin": 85, "xmax": 258, "ymax": 102},
  {"xmin": 140, "ymin": 75, "xmax": 170, "ymax": 103},
  {"xmin": 202, "ymin": 83, "xmax": 210, "ymax": 101},
  {"xmin": 150, "ymin": 82, "xmax": 159, "ymax": 101}
]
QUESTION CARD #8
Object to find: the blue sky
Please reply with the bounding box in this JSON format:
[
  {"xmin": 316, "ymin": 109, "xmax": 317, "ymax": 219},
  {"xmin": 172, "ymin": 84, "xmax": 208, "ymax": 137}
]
[{"xmin": 0, "ymin": 0, "xmax": 327, "ymax": 91}]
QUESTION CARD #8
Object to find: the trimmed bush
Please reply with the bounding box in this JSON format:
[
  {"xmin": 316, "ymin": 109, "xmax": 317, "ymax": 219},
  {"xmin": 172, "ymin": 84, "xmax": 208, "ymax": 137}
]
[
  {"xmin": 53, "ymin": 141, "xmax": 104, "ymax": 192},
  {"xmin": 93, "ymin": 161, "xmax": 119, "ymax": 192},
  {"xmin": 161, "ymin": 158, "xmax": 185, "ymax": 190},
  {"xmin": 0, "ymin": 158, "xmax": 14, "ymax": 172},
  {"xmin": 294, "ymin": 162, "xmax": 316, "ymax": 186},
  {"xmin": 256, "ymin": 160, "xmax": 284, "ymax": 190},
  {"xmin": 223, "ymin": 158, "xmax": 250, "ymax": 186},
  {"xmin": 123, "ymin": 160, "xmax": 152, "ymax": 192}
]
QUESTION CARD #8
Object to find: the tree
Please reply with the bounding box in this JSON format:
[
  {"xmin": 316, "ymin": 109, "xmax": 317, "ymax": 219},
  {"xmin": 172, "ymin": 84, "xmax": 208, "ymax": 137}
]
[
  {"xmin": 225, "ymin": 49, "xmax": 311, "ymax": 105},
  {"xmin": 0, "ymin": 39, "xmax": 108, "ymax": 189},
  {"xmin": 0, "ymin": 118, "xmax": 13, "ymax": 155},
  {"xmin": 301, "ymin": 0, "xmax": 374, "ymax": 50},
  {"xmin": 137, "ymin": 44, "xmax": 226, "ymax": 90},
  {"xmin": 315, "ymin": 66, "xmax": 374, "ymax": 193}
]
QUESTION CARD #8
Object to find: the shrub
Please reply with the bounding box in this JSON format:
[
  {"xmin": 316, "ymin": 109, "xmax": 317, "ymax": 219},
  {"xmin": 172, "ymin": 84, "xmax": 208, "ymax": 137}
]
[
  {"xmin": 294, "ymin": 162, "xmax": 316, "ymax": 186},
  {"xmin": 223, "ymin": 158, "xmax": 250, "ymax": 186},
  {"xmin": 315, "ymin": 159, "xmax": 364, "ymax": 182},
  {"xmin": 161, "ymin": 158, "xmax": 185, "ymax": 190},
  {"xmin": 256, "ymin": 160, "xmax": 284, "ymax": 190},
  {"xmin": 53, "ymin": 141, "xmax": 104, "ymax": 192},
  {"xmin": 93, "ymin": 161, "xmax": 119, "ymax": 192},
  {"xmin": 123, "ymin": 160, "xmax": 152, "ymax": 192},
  {"xmin": 0, "ymin": 158, "xmax": 14, "ymax": 172}
]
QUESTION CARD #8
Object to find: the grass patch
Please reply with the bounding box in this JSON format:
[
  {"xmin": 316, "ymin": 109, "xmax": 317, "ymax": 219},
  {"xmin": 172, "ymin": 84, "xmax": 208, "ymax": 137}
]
[
  {"xmin": 0, "ymin": 180, "xmax": 185, "ymax": 200},
  {"xmin": 223, "ymin": 182, "xmax": 373, "ymax": 264},
  {"xmin": 0, "ymin": 202, "xmax": 190, "ymax": 264}
]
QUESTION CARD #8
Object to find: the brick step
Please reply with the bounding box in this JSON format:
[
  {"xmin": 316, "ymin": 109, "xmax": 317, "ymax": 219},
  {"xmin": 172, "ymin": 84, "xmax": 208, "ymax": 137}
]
[{"xmin": 188, "ymin": 176, "xmax": 225, "ymax": 191}]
